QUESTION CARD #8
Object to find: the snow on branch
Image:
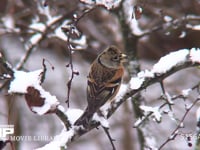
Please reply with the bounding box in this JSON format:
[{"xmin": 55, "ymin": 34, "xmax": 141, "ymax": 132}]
[
  {"xmin": 130, "ymin": 48, "xmax": 200, "ymax": 91},
  {"xmin": 107, "ymin": 48, "xmax": 200, "ymax": 118},
  {"xmin": 8, "ymin": 70, "xmax": 59, "ymax": 115},
  {"xmin": 3, "ymin": 47, "xmax": 200, "ymax": 149},
  {"xmin": 80, "ymin": 0, "xmax": 121, "ymax": 9},
  {"xmin": 140, "ymin": 105, "xmax": 161, "ymax": 122}
]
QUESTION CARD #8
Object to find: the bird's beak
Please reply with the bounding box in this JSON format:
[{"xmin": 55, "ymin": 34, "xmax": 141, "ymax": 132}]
[{"xmin": 120, "ymin": 53, "xmax": 128, "ymax": 62}]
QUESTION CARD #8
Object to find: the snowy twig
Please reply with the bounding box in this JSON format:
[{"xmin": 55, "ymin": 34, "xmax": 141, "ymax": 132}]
[
  {"xmin": 2, "ymin": 47, "xmax": 200, "ymax": 149},
  {"xmin": 108, "ymin": 61, "xmax": 200, "ymax": 118},
  {"xmin": 63, "ymin": 6, "xmax": 97, "ymax": 107},
  {"xmin": 70, "ymin": 48, "xmax": 200, "ymax": 146},
  {"xmin": 158, "ymin": 98, "xmax": 200, "ymax": 150},
  {"xmin": 65, "ymin": 34, "xmax": 79, "ymax": 107}
]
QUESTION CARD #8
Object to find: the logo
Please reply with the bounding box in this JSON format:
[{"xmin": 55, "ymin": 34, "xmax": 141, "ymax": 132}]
[{"xmin": 0, "ymin": 125, "xmax": 14, "ymax": 139}]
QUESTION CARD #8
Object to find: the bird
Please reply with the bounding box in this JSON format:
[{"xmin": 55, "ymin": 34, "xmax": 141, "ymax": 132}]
[{"xmin": 74, "ymin": 45, "xmax": 127, "ymax": 126}]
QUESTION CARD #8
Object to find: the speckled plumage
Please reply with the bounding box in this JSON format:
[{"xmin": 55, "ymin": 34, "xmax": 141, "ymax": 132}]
[{"xmin": 74, "ymin": 45, "xmax": 127, "ymax": 126}]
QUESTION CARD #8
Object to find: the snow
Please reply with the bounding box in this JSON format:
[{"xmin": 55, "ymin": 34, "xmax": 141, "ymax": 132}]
[
  {"xmin": 65, "ymin": 108, "xmax": 83, "ymax": 124},
  {"xmin": 29, "ymin": 23, "xmax": 46, "ymax": 32},
  {"xmin": 166, "ymin": 110, "xmax": 177, "ymax": 122},
  {"xmin": 164, "ymin": 16, "xmax": 173, "ymax": 22},
  {"xmin": 140, "ymin": 105, "xmax": 162, "ymax": 122},
  {"xmin": 92, "ymin": 113, "xmax": 109, "ymax": 128},
  {"xmin": 72, "ymin": 35, "xmax": 87, "ymax": 50},
  {"xmin": 8, "ymin": 69, "xmax": 59, "ymax": 115},
  {"xmin": 54, "ymin": 20, "xmax": 70, "ymax": 41},
  {"xmin": 152, "ymin": 49, "xmax": 189, "ymax": 74},
  {"xmin": 55, "ymin": 20, "xmax": 87, "ymax": 49},
  {"xmin": 8, "ymin": 70, "xmax": 43, "ymax": 93},
  {"xmin": 2, "ymin": 14, "xmax": 15, "ymax": 29},
  {"xmin": 100, "ymin": 84, "xmax": 129, "ymax": 117},
  {"xmin": 129, "ymin": 70, "xmax": 154, "ymax": 90},
  {"xmin": 31, "ymin": 86, "xmax": 59, "ymax": 115},
  {"xmin": 129, "ymin": 48, "xmax": 200, "ymax": 90},
  {"xmin": 36, "ymin": 1, "xmax": 62, "ymax": 26},
  {"xmin": 196, "ymin": 107, "xmax": 200, "ymax": 122},
  {"xmin": 55, "ymin": 27, "xmax": 68, "ymax": 41},
  {"xmin": 169, "ymin": 130, "xmax": 179, "ymax": 140},
  {"xmin": 80, "ymin": 0, "xmax": 121, "ymax": 9},
  {"xmin": 181, "ymin": 89, "xmax": 191, "ymax": 97},
  {"xmin": 179, "ymin": 31, "xmax": 186, "ymax": 38},
  {"xmin": 130, "ymin": 77, "xmax": 144, "ymax": 90},
  {"xmin": 189, "ymin": 48, "xmax": 200, "ymax": 63},
  {"xmin": 134, "ymin": 117, "xmax": 144, "ymax": 127},
  {"xmin": 115, "ymin": 84, "xmax": 128, "ymax": 101},
  {"xmin": 29, "ymin": 33, "xmax": 42, "ymax": 45},
  {"xmin": 192, "ymin": 25, "xmax": 200, "ymax": 30},
  {"xmin": 137, "ymin": 70, "xmax": 154, "ymax": 78},
  {"xmin": 123, "ymin": 0, "xmax": 143, "ymax": 36},
  {"xmin": 165, "ymin": 92, "xmax": 174, "ymax": 105},
  {"xmin": 185, "ymin": 103, "xmax": 193, "ymax": 110},
  {"xmin": 47, "ymin": 16, "xmax": 62, "ymax": 26},
  {"xmin": 35, "ymin": 128, "xmax": 74, "ymax": 150}
]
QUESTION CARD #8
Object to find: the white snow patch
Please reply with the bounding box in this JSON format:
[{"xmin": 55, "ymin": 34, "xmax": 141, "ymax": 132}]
[
  {"xmin": 55, "ymin": 27, "xmax": 68, "ymax": 41},
  {"xmin": 115, "ymin": 84, "xmax": 128, "ymax": 100},
  {"xmin": 164, "ymin": 16, "xmax": 173, "ymax": 22},
  {"xmin": 192, "ymin": 25, "xmax": 200, "ymax": 30},
  {"xmin": 8, "ymin": 70, "xmax": 43, "ymax": 93},
  {"xmin": 123, "ymin": 0, "xmax": 143, "ymax": 35},
  {"xmin": 93, "ymin": 113, "xmax": 109, "ymax": 128},
  {"xmin": 29, "ymin": 22, "xmax": 46, "ymax": 32},
  {"xmin": 130, "ymin": 77, "xmax": 144, "ymax": 90},
  {"xmin": 65, "ymin": 108, "xmax": 84, "ymax": 124},
  {"xmin": 138, "ymin": 70, "xmax": 154, "ymax": 78},
  {"xmin": 165, "ymin": 92, "xmax": 174, "ymax": 105},
  {"xmin": 8, "ymin": 70, "xmax": 59, "ymax": 115},
  {"xmin": 140, "ymin": 105, "xmax": 161, "ymax": 122},
  {"xmin": 179, "ymin": 31, "xmax": 186, "ymax": 38},
  {"xmin": 134, "ymin": 117, "xmax": 145, "ymax": 127},
  {"xmin": 152, "ymin": 49, "xmax": 189, "ymax": 74},
  {"xmin": 72, "ymin": 35, "xmax": 87, "ymax": 50},
  {"xmin": 29, "ymin": 33, "xmax": 42, "ymax": 45},
  {"xmin": 189, "ymin": 48, "xmax": 200, "ymax": 63},
  {"xmin": 196, "ymin": 107, "xmax": 200, "ymax": 122},
  {"xmin": 181, "ymin": 89, "xmax": 191, "ymax": 97},
  {"xmin": 80, "ymin": 0, "xmax": 121, "ymax": 9},
  {"xmin": 2, "ymin": 15, "xmax": 15, "ymax": 29}
]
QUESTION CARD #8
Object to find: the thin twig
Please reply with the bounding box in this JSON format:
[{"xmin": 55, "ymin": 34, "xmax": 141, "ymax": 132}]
[
  {"xmin": 64, "ymin": 6, "xmax": 97, "ymax": 107},
  {"xmin": 158, "ymin": 98, "xmax": 200, "ymax": 150},
  {"xmin": 102, "ymin": 127, "xmax": 116, "ymax": 150},
  {"xmin": 55, "ymin": 107, "xmax": 71, "ymax": 130},
  {"xmin": 71, "ymin": 60, "xmax": 200, "ymax": 143},
  {"xmin": 65, "ymin": 38, "xmax": 77, "ymax": 107}
]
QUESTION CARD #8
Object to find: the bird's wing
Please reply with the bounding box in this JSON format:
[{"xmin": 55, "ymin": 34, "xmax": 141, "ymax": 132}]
[{"xmin": 86, "ymin": 68, "xmax": 123, "ymax": 114}]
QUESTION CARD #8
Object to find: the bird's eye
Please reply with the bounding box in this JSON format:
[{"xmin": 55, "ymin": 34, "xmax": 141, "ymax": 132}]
[{"xmin": 112, "ymin": 56, "xmax": 119, "ymax": 60}]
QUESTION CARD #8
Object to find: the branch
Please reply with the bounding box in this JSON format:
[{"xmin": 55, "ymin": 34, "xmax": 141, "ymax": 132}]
[
  {"xmin": 107, "ymin": 61, "xmax": 200, "ymax": 118},
  {"xmin": 4, "ymin": 37, "xmax": 200, "ymax": 150},
  {"xmin": 158, "ymin": 98, "xmax": 200, "ymax": 149},
  {"xmin": 69, "ymin": 49, "xmax": 200, "ymax": 144}
]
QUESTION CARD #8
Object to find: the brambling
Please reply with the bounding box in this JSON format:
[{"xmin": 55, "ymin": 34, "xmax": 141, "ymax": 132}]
[{"xmin": 75, "ymin": 45, "xmax": 127, "ymax": 126}]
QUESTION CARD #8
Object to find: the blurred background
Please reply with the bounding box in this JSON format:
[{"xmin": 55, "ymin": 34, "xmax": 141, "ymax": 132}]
[{"xmin": 0, "ymin": 0, "xmax": 200, "ymax": 149}]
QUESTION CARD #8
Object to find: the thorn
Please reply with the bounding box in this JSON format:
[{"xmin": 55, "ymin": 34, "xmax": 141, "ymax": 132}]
[
  {"xmin": 66, "ymin": 64, "xmax": 70, "ymax": 67},
  {"xmin": 73, "ymin": 71, "xmax": 79, "ymax": 75}
]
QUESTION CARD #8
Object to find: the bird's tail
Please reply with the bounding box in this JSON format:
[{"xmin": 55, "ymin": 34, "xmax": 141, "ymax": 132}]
[{"xmin": 74, "ymin": 108, "xmax": 93, "ymax": 126}]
